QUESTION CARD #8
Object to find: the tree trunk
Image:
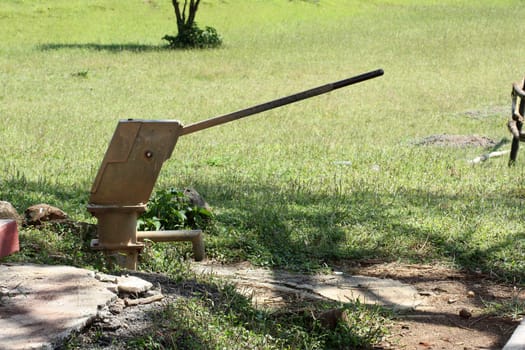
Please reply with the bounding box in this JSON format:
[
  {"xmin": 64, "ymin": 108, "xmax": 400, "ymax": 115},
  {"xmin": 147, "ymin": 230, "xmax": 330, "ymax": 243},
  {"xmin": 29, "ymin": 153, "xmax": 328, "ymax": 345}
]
[
  {"xmin": 187, "ymin": 0, "xmax": 200, "ymax": 27},
  {"xmin": 172, "ymin": 0, "xmax": 201, "ymax": 34}
]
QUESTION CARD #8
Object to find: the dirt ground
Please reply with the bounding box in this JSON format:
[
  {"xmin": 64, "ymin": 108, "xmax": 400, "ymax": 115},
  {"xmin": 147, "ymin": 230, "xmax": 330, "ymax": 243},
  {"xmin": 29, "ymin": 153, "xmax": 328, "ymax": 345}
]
[
  {"xmin": 415, "ymin": 134, "xmax": 499, "ymax": 148},
  {"xmin": 70, "ymin": 261, "xmax": 521, "ymax": 350},
  {"xmin": 349, "ymin": 261, "xmax": 521, "ymax": 350}
]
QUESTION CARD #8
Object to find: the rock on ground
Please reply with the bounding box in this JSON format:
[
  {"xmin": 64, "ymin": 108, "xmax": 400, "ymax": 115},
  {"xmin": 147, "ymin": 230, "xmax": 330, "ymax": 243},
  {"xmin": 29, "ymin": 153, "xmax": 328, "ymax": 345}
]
[
  {"xmin": 0, "ymin": 201, "xmax": 22, "ymax": 226},
  {"xmin": 25, "ymin": 203, "xmax": 68, "ymax": 226}
]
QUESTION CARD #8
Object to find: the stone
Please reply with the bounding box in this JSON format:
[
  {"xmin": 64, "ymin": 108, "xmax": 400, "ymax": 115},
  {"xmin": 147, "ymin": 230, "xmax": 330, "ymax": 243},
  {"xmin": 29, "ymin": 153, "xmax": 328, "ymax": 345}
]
[
  {"xmin": 25, "ymin": 203, "xmax": 68, "ymax": 226},
  {"xmin": 459, "ymin": 308, "xmax": 472, "ymax": 319},
  {"xmin": 0, "ymin": 201, "xmax": 22, "ymax": 226},
  {"xmin": 309, "ymin": 275, "xmax": 421, "ymax": 310},
  {"xmin": 95, "ymin": 272, "xmax": 118, "ymax": 283},
  {"xmin": 184, "ymin": 188, "xmax": 211, "ymax": 211},
  {"xmin": 117, "ymin": 275, "xmax": 153, "ymax": 294},
  {"xmin": 108, "ymin": 299, "xmax": 126, "ymax": 315},
  {"xmin": 318, "ymin": 308, "xmax": 346, "ymax": 330}
]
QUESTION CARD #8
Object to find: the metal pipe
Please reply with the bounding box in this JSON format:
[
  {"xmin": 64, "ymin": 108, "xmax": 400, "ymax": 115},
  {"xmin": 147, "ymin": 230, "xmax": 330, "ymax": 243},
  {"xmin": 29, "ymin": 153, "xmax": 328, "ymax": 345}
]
[
  {"xmin": 180, "ymin": 69, "xmax": 384, "ymax": 136},
  {"xmin": 137, "ymin": 230, "xmax": 205, "ymax": 261}
]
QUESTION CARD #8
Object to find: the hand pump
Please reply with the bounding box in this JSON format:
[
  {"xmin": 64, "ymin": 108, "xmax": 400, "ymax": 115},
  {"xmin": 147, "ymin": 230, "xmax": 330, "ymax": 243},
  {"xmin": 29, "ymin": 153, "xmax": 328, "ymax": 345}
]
[{"xmin": 87, "ymin": 69, "xmax": 384, "ymax": 269}]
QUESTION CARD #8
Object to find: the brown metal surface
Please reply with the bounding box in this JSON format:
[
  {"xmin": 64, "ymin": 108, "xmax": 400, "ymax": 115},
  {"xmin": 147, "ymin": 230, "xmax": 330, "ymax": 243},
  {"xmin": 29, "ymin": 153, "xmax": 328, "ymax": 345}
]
[
  {"xmin": 137, "ymin": 230, "xmax": 205, "ymax": 261},
  {"xmin": 89, "ymin": 120, "xmax": 183, "ymax": 206},
  {"xmin": 87, "ymin": 120, "xmax": 184, "ymax": 269},
  {"xmin": 88, "ymin": 204, "xmax": 145, "ymax": 245}
]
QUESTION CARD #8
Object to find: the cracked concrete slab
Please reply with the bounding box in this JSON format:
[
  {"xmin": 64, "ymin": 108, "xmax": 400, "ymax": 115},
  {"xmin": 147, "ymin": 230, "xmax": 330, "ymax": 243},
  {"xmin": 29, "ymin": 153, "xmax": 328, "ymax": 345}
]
[
  {"xmin": 192, "ymin": 263, "xmax": 422, "ymax": 310},
  {"xmin": 0, "ymin": 264, "xmax": 117, "ymax": 350}
]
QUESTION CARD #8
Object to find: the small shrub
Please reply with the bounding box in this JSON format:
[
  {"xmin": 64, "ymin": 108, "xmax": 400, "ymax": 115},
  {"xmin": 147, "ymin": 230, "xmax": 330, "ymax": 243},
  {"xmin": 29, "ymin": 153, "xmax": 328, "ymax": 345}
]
[
  {"xmin": 162, "ymin": 24, "xmax": 222, "ymax": 49},
  {"xmin": 137, "ymin": 188, "xmax": 212, "ymax": 231}
]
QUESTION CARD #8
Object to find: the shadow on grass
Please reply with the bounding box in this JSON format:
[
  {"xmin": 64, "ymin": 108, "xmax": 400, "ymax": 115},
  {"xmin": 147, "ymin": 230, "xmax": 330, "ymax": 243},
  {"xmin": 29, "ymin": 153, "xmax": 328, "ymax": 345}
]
[
  {"xmin": 1, "ymin": 173, "xmax": 520, "ymax": 348},
  {"xmin": 37, "ymin": 43, "xmax": 169, "ymax": 53},
  {"xmin": 172, "ymin": 178, "xmax": 521, "ymax": 348},
  {"xmin": 0, "ymin": 174, "xmax": 90, "ymax": 216},
  {"xmin": 188, "ymin": 177, "xmax": 525, "ymax": 283},
  {"xmin": 3, "ymin": 165, "xmax": 524, "ymax": 284},
  {"xmin": 65, "ymin": 269, "xmax": 514, "ymax": 349},
  {"xmin": 77, "ymin": 270, "xmax": 388, "ymax": 349}
]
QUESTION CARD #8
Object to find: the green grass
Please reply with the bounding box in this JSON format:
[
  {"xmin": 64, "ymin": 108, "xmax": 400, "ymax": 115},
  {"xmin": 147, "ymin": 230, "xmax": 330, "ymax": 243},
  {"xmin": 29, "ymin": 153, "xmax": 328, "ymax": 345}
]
[
  {"xmin": 3, "ymin": 0, "xmax": 525, "ymax": 347},
  {"xmin": 125, "ymin": 295, "xmax": 388, "ymax": 350}
]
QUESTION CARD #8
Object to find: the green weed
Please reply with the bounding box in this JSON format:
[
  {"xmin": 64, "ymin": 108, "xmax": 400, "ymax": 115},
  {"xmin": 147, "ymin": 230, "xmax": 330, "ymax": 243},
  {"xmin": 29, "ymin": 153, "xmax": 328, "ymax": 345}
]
[
  {"xmin": 137, "ymin": 187, "xmax": 212, "ymax": 232},
  {"xmin": 483, "ymin": 287, "xmax": 525, "ymax": 320}
]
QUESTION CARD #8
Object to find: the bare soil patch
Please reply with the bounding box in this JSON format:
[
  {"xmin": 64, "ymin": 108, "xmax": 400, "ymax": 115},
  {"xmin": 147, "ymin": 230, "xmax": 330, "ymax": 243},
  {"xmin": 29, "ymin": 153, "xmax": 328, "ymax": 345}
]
[
  {"xmin": 416, "ymin": 135, "xmax": 498, "ymax": 148},
  {"xmin": 341, "ymin": 261, "xmax": 521, "ymax": 349}
]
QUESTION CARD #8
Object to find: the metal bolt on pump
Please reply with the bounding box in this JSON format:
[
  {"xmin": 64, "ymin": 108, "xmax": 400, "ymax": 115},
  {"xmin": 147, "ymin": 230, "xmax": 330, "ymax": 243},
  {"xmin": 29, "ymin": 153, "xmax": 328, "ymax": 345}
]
[{"xmin": 87, "ymin": 69, "xmax": 384, "ymax": 270}]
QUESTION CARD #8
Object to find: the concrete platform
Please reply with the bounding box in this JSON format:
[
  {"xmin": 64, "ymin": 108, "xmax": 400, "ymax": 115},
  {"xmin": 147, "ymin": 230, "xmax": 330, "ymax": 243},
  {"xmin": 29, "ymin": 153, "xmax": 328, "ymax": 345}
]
[
  {"xmin": 504, "ymin": 318, "xmax": 525, "ymax": 350},
  {"xmin": 0, "ymin": 264, "xmax": 117, "ymax": 350},
  {"xmin": 192, "ymin": 263, "xmax": 423, "ymax": 310}
]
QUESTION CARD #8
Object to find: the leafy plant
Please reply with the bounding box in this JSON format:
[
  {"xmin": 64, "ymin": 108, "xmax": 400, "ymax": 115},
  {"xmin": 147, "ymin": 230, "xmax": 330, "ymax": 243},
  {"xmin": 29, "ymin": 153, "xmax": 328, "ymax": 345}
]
[
  {"xmin": 70, "ymin": 70, "xmax": 89, "ymax": 78},
  {"xmin": 164, "ymin": 0, "xmax": 222, "ymax": 49},
  {"xmin": 163, "ymin": 24, "xmax": 222, "ymax": 49},
  {"xmin": 137, "ymin": 188, "xmax": 212, "ymax": 231}
]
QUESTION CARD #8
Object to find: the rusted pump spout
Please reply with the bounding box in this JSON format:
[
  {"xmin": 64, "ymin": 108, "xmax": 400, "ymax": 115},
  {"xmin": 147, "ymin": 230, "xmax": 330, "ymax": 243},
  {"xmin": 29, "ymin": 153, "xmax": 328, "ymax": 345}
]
[{"xmin": 87, "ymin": 69, "xmax": 384, "ymax": 270}]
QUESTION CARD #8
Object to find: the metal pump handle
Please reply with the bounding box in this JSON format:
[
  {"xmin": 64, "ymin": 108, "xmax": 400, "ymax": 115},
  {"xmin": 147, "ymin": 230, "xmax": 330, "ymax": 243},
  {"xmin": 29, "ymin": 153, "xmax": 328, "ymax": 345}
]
[{"xmin": 180, "ymin": 69, "xmax": 384, "ymax": 136}]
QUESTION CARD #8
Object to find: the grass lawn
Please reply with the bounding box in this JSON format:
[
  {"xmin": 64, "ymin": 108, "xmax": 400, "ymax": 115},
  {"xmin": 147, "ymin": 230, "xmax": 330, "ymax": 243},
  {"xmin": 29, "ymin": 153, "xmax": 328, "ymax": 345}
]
[{"xmin": 2, "ymin": 0, "xmax": 525, "ymax": 348}]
